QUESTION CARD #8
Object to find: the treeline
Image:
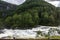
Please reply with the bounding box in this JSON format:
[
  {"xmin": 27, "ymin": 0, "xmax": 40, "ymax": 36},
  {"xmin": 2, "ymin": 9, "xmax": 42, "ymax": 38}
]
[{"xmin": 0, "ymin": 0, "xmax": 60, "ymax": 29}]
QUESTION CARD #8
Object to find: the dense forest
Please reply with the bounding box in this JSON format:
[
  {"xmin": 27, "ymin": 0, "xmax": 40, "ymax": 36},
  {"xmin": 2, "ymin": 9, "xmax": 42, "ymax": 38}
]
[{"xmin": 0, "ymin": 0, "xmax": 60, "ymax": 29}]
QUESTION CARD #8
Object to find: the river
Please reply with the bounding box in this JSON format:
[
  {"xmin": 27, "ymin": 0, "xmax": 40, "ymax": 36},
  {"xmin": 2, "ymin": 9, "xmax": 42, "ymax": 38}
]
[{"xmin": 0, "ymin": 26, "xmax": 60, "ymax": 39}]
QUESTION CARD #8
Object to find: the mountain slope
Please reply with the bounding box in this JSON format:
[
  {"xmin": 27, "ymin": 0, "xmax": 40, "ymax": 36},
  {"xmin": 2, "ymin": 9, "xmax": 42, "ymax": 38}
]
[
  {"xmin": 0, "ymin": 1, "xmax": 18, "ymax": 18},
  {"xmin": 0, "ymin": 0, "xmax": 59, "ymax": 29},
  {"xmin": 16, "ymin": 0, "xmax": 56, "ymax": 13},
  {"xmin": 15, "ymin": 0, "xmax": 58, "ymax": 26}
]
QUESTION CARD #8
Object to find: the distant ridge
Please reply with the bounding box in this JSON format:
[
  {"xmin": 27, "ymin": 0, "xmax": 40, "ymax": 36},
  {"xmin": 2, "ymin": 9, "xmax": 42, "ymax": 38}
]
[
  {"xmin": 0, "ymin": 1, "xmax": 18, "ymax": 18},
  {"xmin": 0, "ymin": 1, "xmax": 17, "ymax": 10}
]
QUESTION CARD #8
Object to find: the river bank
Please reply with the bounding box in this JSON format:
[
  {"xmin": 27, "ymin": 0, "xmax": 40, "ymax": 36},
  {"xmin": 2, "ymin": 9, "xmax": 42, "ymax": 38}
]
[{"xmin": 0, "ymin": 39, "xmax": 60, "ymax": 40}]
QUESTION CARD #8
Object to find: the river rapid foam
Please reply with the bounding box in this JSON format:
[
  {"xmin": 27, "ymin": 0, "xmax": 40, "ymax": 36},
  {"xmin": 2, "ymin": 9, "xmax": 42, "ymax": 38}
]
[{"xmin": 0, "ymin": 26, "xmax": 60, "ymax": 39}]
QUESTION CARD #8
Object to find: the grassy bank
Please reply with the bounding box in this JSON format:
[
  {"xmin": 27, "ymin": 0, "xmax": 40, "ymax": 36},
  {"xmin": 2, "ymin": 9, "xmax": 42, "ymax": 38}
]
[{"xmin": 0, "ymin": 36, "xmax": 60, "ymax": 40}]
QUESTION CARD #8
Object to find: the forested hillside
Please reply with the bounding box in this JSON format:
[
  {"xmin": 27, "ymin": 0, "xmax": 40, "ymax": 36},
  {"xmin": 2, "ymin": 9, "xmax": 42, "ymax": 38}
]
[
  {"xmin": 0, "ymin": 0, "xmax": 18, "ymax": 29},
  {"xmin": 0, "ymin": 0, "xmax": 60, "ymax": 29},
  {"xmin": 56, "ymin": 7, "xmax": 60, "ymax": 25}
]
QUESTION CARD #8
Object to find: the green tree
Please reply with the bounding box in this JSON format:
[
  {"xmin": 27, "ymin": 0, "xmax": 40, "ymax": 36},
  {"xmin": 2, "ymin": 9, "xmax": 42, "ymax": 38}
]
[
  {"xmin": 5, "ymin": 16, "xmax": 12, "ymax": 29},
  {"xmin": 20, "ymin": 12, "xmax": 34, "ymax": 28},
  {"xmin": 2, "ymin": 0, "xmax": 60, "ymax": 29},
  {"xmin": 0, "ymin": 19, "xmax": 4, "ymax": 29}
]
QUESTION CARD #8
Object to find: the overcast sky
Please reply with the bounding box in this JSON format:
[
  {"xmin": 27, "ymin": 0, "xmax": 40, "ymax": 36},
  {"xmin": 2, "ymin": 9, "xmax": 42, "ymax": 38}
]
[
  {"xmin": 2, "ymin": 0, "xmax": 60, "ymax": 7},
  {"xmin": 45, "ymin": 0, "xmax": 60, "ymax": 7},
  {"xmin": 2, "ymin": 0, "xmax": 26, "ymax": 5}
]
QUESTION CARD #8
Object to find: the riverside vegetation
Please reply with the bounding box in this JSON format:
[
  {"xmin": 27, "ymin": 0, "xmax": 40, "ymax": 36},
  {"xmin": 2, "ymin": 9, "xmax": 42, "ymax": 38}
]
[{"xmin": 0, "ymin": 0, "xmax": 60, "ymax": 29}]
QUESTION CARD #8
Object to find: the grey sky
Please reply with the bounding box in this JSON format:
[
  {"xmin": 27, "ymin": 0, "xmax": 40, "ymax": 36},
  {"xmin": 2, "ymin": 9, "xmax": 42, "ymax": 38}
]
[
  {"xmin": 45, "ymin": 0, "xmax": 60, "ymax": 7},
  {"xmin": 2, "ymin": 0, "xmax": 60, "ymax": 7},
  {"xmin": 2, "ymin": 0, "xmax": 26, "ymax": 5}
]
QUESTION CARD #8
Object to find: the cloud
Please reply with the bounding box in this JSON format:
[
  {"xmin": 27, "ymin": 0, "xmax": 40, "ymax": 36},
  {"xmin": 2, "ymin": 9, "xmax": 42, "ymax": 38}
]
[
  {"xmin": 2, "ymin": 0, "xmax": 60, "ymax": 7},
  {"xmin": 45, "ymin": 0, "xmax": 60, "ymax": 7},
  {"xmin": 2, "ymin": 0, "xmax": 26, "ymax": 5},
  {"xmin": 48, "ymin": 1, "xmax": 60, "ymax": 7},
  {"xmin": 58, "ymin": 3, "xmax": 60, "ymax": 7}
]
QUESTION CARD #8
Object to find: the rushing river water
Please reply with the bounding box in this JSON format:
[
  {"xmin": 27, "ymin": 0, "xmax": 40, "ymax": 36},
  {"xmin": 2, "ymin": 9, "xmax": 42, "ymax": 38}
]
[{"xmin": 0, "ymin": 26, "xmax": 60, "ymax": 39}]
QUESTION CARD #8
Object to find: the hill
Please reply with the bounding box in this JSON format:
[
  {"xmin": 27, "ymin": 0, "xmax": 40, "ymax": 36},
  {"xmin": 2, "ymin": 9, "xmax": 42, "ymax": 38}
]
[{"xmin": 0, "ymin": 0, "xmax": 59, "ymax": 29}]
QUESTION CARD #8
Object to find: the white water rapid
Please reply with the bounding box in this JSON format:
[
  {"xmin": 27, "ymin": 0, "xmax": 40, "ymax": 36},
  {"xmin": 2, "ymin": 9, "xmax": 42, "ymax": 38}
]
[{"xmin": 0, "ymin": 26, "xmax": 60, "ymax": 39}]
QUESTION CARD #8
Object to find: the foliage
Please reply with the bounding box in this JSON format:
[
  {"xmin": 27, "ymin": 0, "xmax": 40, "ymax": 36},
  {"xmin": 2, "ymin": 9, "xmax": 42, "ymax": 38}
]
[{"xmin": 0, "ymin": 0, "xmax": 60, "ymax": 29}]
